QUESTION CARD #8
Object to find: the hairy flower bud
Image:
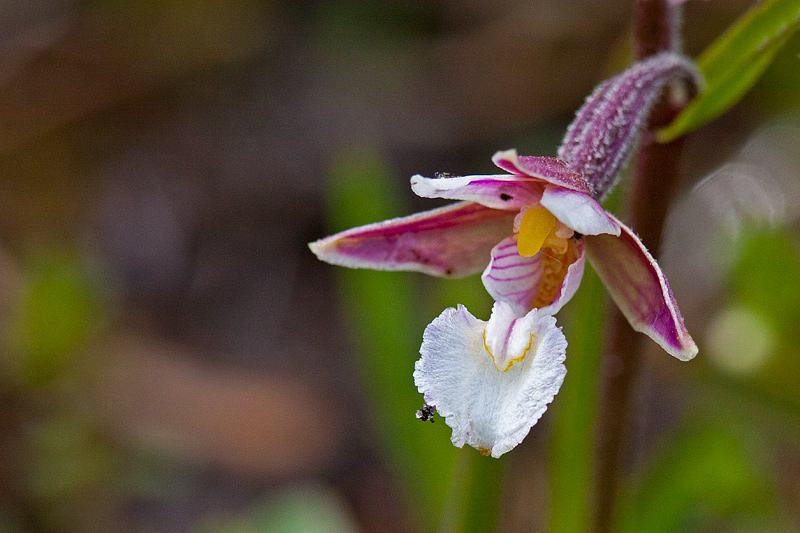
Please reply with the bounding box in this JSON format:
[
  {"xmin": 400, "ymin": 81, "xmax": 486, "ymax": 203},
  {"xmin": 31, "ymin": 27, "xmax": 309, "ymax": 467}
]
[{"xmin": 558, "ymin": 52, "xmax": 703, "ymax": 199}]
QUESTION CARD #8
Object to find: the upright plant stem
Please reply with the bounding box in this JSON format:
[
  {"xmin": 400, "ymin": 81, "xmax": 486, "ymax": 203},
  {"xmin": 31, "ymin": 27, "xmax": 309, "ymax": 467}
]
[
  {"xmin": 438, "ymin": 449, "xmax": 506, "ymax": 533},
  {"xmin": 592, "ymin": 1, "xmax": 689, "ymax": 531}
]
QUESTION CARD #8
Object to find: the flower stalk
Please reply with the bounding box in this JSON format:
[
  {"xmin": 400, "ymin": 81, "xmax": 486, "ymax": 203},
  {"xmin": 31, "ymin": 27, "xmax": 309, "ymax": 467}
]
[{"xmin": 592, "ymin": 1, "xmax": 693, "ymax": 531}]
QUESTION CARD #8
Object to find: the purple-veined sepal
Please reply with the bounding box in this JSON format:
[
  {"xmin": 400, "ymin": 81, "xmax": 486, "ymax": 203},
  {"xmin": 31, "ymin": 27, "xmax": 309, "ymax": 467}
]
[
  {"xmin": 491, "ymin": 149, "xmax": 592, "ymax": 195},
  {"xmin": 585, "ymin": 214, "xmax": 697, "ymax": 360},
  {"xmin": 309, "ymin": 201, "xmax": 515, "ymax": 278}
]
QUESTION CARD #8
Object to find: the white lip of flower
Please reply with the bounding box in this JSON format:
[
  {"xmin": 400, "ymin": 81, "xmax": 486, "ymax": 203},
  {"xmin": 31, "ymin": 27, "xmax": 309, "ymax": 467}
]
[
  {"xmin": 482, "ymin": 305, "xmax": 538, "ymax": 372},
  {"xmin": 414, "ymin": 301, "xmax": 567, "ymax": 458}
]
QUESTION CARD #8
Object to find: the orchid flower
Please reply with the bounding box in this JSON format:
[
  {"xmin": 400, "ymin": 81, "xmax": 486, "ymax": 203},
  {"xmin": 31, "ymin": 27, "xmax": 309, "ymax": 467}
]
[{"xmin": 310, "ymin": 52, "xmax": 702, "ymax": 456}]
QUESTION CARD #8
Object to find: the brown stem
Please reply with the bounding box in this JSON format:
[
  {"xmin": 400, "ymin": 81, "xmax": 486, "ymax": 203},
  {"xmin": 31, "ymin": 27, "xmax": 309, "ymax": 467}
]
[
  {"xmin": 591, "ymin": 1, "xmax": 687, "ymax": 531},
  {"xmin": 633, "ymin": 0, "xmax": 679, "ymax": 60}
]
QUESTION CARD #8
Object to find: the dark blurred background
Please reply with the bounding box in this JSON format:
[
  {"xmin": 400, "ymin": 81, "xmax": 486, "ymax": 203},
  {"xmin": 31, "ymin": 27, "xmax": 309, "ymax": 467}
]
[{"xmin": 1, "ymin": 1, "xmax": 800, "ymax": 531}]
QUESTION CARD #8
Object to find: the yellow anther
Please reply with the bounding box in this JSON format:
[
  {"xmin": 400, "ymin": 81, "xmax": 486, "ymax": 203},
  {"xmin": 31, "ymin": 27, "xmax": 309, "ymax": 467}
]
[{"xmin": 517, "ymin": 208, "xmax": 557, "ymax": 257}]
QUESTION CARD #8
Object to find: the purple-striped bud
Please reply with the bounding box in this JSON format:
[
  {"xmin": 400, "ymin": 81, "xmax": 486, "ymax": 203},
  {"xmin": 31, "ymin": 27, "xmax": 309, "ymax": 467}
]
[{"xmin": 558, "ymin": 52, "xmax": 702, "ymax": 199}]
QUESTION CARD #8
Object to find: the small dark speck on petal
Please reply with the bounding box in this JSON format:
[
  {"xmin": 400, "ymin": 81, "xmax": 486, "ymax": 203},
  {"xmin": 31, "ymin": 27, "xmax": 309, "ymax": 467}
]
[{"xmin": 500, "ymin": 193, "xmax": 512, "ymax": 201}]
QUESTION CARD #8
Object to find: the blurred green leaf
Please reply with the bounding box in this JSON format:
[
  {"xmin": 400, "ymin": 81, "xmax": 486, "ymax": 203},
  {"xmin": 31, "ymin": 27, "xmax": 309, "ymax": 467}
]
[
  {"xmin": 713, "ymin": 228, "xmax": 800, "ymax": 407},
  {"xmin": 199, "ymin": 487, "xmax": 358, "ymax": 533},
  {"xmin": 547, "ymin": 267, "xmax": 605, "ymax": 533},
  {"xmin": 659, "ymin": 0, "xmax": 800, "ymax": 142},
  {"xmin": 730, "ymin": 229, "xmax": 800, "ymax": 335},
  {"xmin": 617, "ymin": 421, "xmax": 781, "ymax": 533},
  {"xmin": 6, "ymin": 251, "xmax": 104, "ymax": 385},
  {"xmin": 432, "ymin": 275, "xmax": 493, "ymax": 321},
  {"xmin": 323, "ymin": 147, "xmax": 458, "ymax": 529},
  {"xmin": 429, "ymin": 233, "xmax": 506, "ymax": 533},
  {"xmin": 26, "ymin": 416, "xmax": 116, "ymax": 500},
  {"xmin": 324, "ymin": 147, "xmax": 509, "ymax": 532},
  {"xmin": 438, "ymin": 448, "xmax": 507, "ymax": 533},
  {"xmin": 697, "ymin": 370, "xmax": 800, "ymax": 452}
]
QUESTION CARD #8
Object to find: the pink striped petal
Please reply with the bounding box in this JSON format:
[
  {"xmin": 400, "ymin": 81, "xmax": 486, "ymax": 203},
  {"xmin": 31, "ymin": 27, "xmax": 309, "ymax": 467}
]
[
  {"xmin": 410, "ymin": 173, "xmax": 543, "ymax": 210},
  {"xmin": 309, "ymin": 201, "xmax": 515, "ymax": 278},
  {"xmin": 491, "ymin": 149, "xmax": 593, "ymax": 195},
  {"xmin": 585, "ymin": 214, "xmax": 697, "ymax": 361},
  {"xmin": 481, "ymin": 236, "xmax": 586, "ymax": 316},
  {"xmin": 540, "ymin": 187, "xmax": 621, "ymax": 236}
]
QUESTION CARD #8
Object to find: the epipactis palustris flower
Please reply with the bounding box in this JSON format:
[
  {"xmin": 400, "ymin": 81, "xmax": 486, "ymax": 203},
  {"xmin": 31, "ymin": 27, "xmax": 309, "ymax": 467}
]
[{"xmin": 310, "ymin": 52, "xmax": 703, "ymax": 457}]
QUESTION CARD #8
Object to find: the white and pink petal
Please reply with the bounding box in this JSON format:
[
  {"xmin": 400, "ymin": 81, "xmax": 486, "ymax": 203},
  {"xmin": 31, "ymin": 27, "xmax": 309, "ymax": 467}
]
[
  {"xmin": 410, "ymin": 173, "xmax": 543, "ymax": 210},
  {"xmin": 309, "ymin": 201, "xmax": 515, "ymax": 278},
  {"xmin": 540, "ymin": 187, "xmax": 621, "ymax": 236},
  {"xmin": 413, "ymin": 302, "xmax": 567, "ymax": 458},
  {"xmin": 481, "ymin": 236, "xmax": 586, "ymax": 317},
  {"xmin": 585, "ymin": 214, "xmax": 698, "ymax": 361},
  {"xmin": 491, "ymin": 149, "xmax": 593, "ymax": 195}
]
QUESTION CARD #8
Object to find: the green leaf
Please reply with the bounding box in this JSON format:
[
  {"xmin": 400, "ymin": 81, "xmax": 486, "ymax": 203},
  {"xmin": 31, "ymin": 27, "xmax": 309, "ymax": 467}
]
[{"xmin": 658, "ymin": 0, "xmax": 800, "ymax": 142}]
